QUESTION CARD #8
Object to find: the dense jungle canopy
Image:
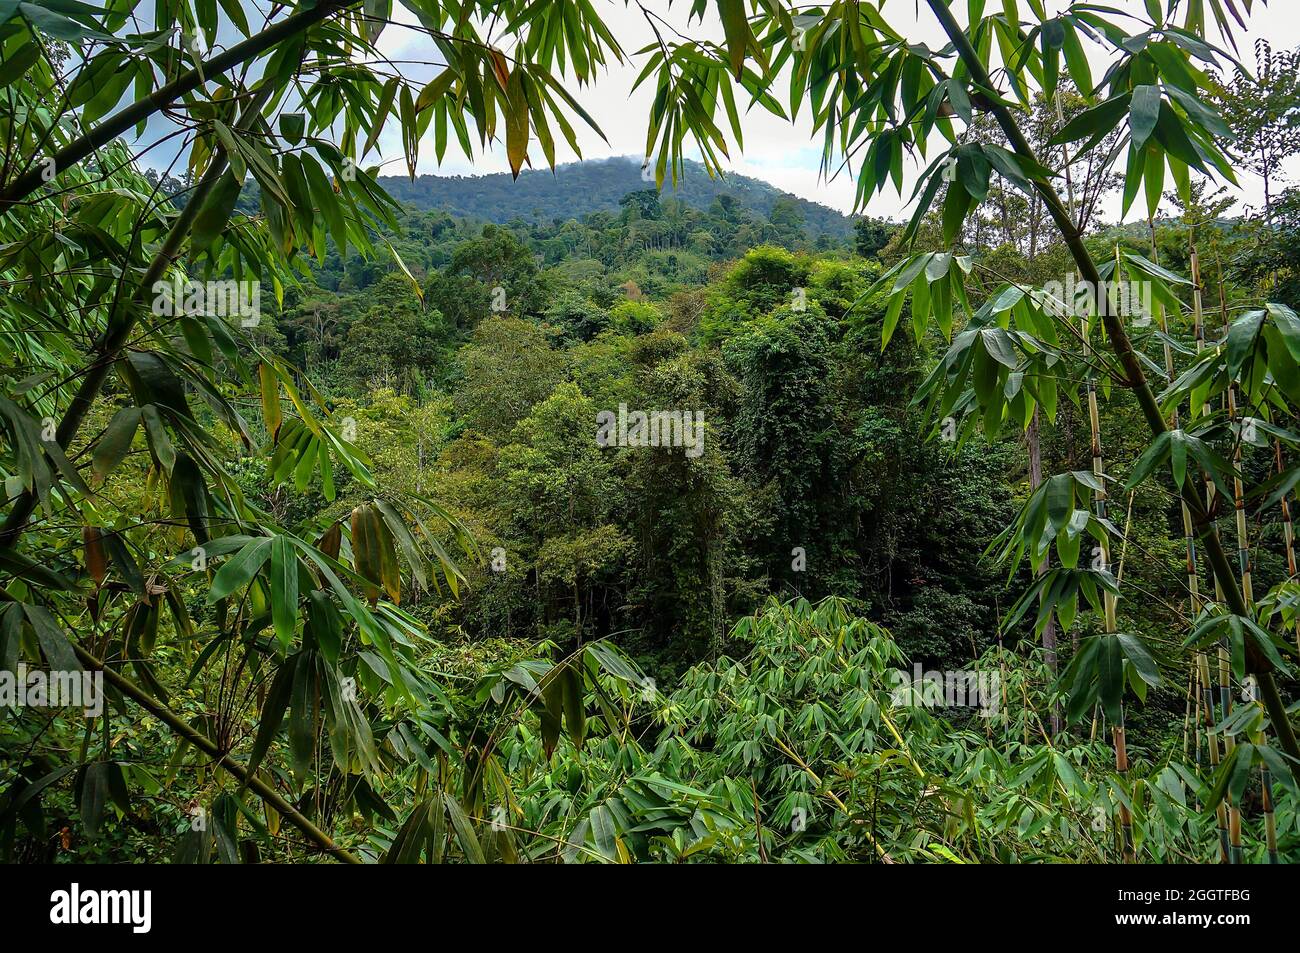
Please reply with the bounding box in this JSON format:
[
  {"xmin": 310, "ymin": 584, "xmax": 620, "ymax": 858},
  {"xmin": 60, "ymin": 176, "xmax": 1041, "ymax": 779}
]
[{"xmin": 2, "ymin": 0, "xmax": 1300, "ymax": 866}]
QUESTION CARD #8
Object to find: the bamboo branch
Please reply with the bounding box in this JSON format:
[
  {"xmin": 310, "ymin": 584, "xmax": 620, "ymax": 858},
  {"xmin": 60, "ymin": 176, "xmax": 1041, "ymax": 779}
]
[
  {"xmin": 75, "ymin": 643, "xmax": 361, "ymax": 863},
  {"xmin": 0, "ymin": 82, "xmax": 275, "ymax": 552},
  {"xmin": 0, "ymin": 154, "xmax": 227, "ymax": 549},
  {"xmin": 925, "ymin": 0, "xmax": 1300, "ymax": 782},
  {"xmin": 0, "ymin": 0, "xmax": 355, "ymax": 210}
]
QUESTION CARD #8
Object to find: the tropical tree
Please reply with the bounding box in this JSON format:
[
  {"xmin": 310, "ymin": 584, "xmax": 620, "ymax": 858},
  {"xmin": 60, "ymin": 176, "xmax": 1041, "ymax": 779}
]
[{"xmin": 1210, "ymin": 39, "xmax": 1300, "ymax": 221}]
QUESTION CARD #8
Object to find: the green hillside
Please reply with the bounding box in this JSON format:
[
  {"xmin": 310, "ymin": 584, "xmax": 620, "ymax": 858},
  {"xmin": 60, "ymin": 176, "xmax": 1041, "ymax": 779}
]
[{"xmin": 377, "ymin": 156, "xmax": 857, "ymax": 239}]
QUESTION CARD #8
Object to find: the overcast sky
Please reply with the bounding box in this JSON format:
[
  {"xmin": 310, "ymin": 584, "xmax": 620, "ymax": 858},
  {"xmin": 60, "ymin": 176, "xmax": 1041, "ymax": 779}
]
[{"xmin": 362, "ymin": 0, "xmax": 1300, "ymax": 224}]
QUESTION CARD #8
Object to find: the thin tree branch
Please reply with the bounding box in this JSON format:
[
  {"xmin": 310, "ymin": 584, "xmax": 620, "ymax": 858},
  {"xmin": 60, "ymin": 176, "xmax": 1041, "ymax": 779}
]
[
  {"xmin": 0, "ymin": 0, "xmax": 356, "ymax": 210},
  {"xmin": 74, "ymin": 643, "xmax": 361, "ymax": 863},
  {"xmin": 926, "ymin": 0, "xmax": 1300, "ymax": 780}
]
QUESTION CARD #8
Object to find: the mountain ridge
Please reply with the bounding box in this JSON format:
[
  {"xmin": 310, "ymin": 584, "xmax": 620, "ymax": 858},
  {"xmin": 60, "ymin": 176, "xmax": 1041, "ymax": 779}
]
[{"xmin": 376, "ymin": 156, "xmax": 857, "ymax": 239}]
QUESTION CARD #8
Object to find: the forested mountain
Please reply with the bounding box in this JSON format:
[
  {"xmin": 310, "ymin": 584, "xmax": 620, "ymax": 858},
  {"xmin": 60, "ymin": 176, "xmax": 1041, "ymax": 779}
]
[{"xmin": 376, "ymin": 156, "xmax": 857, "ymax": 240}]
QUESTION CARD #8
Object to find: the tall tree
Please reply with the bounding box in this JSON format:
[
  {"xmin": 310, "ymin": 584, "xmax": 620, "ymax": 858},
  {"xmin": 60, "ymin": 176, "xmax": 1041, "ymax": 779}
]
[{"xmin": 1211, "ymin": 40, "xmax": 1300, "ymax": 221}]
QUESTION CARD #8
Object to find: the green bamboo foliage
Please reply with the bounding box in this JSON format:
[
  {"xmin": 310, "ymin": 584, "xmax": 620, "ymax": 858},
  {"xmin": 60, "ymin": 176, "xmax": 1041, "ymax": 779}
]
[
  {"xmin": 1187, "ymin": 233, "xmax": 1230, "ymax": 863},
  {"xmin": 1087, "ymin": 254, "xmax": 1132, "ymax": 861},
  {"xmin": 1151, "ymin": 220, "xmax": 1206, "ymax": 816},
  {"xmin": 1212, "ymin": 248, "xmax": 1250, "ymax": 864}
]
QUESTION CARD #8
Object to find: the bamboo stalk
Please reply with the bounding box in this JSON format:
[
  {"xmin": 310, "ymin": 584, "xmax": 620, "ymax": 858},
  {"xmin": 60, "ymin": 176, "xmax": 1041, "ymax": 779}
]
[
  {"xmin": 1276, "ymin": 438, "xmax": 1300, "ymax": 655},
  {"xmin": 1111, "ymin": 718, "xmax": 1134, "ymax": 862},
  {"xmin": 1193, "ymin": 236, "xmax": 1236, "ymax": 859},
  {"xmin": 1181, "ymin": 232, "xmax": 1218, "ymax": 839},
  {"xmin": 1078, "ymin": 249, "xmax": 1132, "ymax": 860},
  {"xmin": 1150, "ymin": 218, "xmax": 1203, "ymax": 619},
  {"xmin": 1193, "ymin": 659, "xmax": 1203, "ymax": 778},
  {"xmin": 1150, "ymin": 220, "xmax": 1204, "ymax": 617},
  {"xmin": 1221, "ymin": 333, "xmax": 1254, "ymax": 602},
  {"xmin": 1149, "ymin": 222, "xmax": 1214, "ymax": 821},
  {"xmin": 1198, "ymin": 652, "xmax": 1230, "ymax": 862},
  {"xmin": 1185, "ymin": 220, "xmax": 1248, "ymax": 863},
  {"xmin": 1260, "ymin": 763, "xmax": 1279, "ymax": 864},
  {"xmin": 1218, "ymin": 643, "xmax": 1243, "ymax": 864},
  {"xmin": 1212, "ymin": 246, "xmax": 1247, "ymax": 864},
  {"xmin": 925, "ymin": 0, "xmax": 1300, "ymax": 791},
  {"xmin": 74, "ymin": 644, "xmax": 361, "ymax": 863},
  {"xmin": 1028, "ymin": 408, "xmax": 1060, "ymax": 734}
]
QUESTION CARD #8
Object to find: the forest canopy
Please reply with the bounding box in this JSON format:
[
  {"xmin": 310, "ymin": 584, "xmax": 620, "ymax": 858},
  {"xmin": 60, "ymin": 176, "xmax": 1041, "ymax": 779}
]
[{"xmin": 1, "ymin": 0, "xmax": 1300, "ymax": 871}]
